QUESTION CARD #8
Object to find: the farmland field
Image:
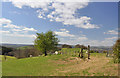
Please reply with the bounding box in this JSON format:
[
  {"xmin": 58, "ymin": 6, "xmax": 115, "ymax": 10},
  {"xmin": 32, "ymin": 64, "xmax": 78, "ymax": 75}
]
[{"xmin": 1, "ymin": 53, "xmax": 118, "ymax": 76}]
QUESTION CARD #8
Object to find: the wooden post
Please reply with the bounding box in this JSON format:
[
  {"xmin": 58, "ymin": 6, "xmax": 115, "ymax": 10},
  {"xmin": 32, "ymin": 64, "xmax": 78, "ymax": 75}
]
[
  {"xmin": 4, "ymin": 53, "xmax": 7, "ymax": 61},
  {"xmin": 18, "ymin": 49, "xmax": 20, "ymax": 58},
  {"xmin": 88, "ymin": 45, "xmax": 90, "ymax": 59},
  {"xmin": 80, "ymin": 48, "xmax": 83, "ymax": 58},
  {"xmin": 78, "ymin": 51, "xmax": 80, "ymax": 57}
]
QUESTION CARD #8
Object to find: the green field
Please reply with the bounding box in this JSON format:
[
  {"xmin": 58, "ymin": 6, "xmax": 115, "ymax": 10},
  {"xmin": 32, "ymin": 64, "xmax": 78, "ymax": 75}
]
[{"xmin": 1, "ymin": 53, "xmax": 118, "ymax": 76}]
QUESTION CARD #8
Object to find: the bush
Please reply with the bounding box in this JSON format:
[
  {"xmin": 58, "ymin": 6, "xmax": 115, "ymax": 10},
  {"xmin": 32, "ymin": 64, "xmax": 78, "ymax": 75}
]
[
  {"xmin": 2, "ymin": 46, "xmax": 14, "ymax": 55},
  {"xmin": 113, "ymin": 39, "xmax": 120, "ymax": 63},
  {"xmin": 90, "ymin": 50, "xmax": 95, "ymax": 53}
]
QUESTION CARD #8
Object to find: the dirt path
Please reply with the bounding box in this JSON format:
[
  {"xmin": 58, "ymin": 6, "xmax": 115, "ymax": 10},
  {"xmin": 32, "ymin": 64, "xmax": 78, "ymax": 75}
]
[{"xmin": 51, "ymin": 55, "xmax": 118, "ymax": 76}]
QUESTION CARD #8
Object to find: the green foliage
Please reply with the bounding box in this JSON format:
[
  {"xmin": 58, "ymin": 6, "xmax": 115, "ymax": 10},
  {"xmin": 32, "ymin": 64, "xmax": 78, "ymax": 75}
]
[
  {"xmin": 61, "ymin": 48, "xmax": 86, "ymax": 54},
  {"xmin": 113, "ymin": 39, "xmax": 120, "ymax": 63},
  {"xmin": 62, "ymin": 44, "xmax": 72, "ymax": 48},
  {"xmin": 34, "ymin": 31, "xmax": 59, "ymax": 56},
  {"xmin": 1, "ymin": 46, "xmax": 14, "ymax": 55},
  {"xmin": 75, "ymin": 44, "xmax": 87, "ymax": 49},
  {"xmin": 61, "ymin": 48, "xmax": 81, "ymax": 52},
  {"xmin": 17, "ymin": 46, "xmax": 32, "ymax": 50}
]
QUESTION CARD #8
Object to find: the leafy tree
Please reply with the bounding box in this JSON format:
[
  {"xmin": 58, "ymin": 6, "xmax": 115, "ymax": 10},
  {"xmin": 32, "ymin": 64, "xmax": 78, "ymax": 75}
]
[
  {"xmin": 75, "ymin": 44, "xmax": 81, "ymax": 48},
  {"xmin": 1, "ymin": 46, "xmax": 14, "ymax": 55},
  {"xmin": 62, "ymin": 44, "xmax": 72, "ymax": 48},
  {"xmin": 75, "ymin": 44, "xmax": 87, "ymax": 49},
  {"xmin": 113, "ymin": 39, "xmax": 120, "ymax": 63},
  {"xmin": 34, "ymin": 31, "xmax": 59, "ymax": 56}
]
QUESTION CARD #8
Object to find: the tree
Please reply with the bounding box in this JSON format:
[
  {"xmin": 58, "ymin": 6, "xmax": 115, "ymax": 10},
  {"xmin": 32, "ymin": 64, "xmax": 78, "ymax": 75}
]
[
  {"xmin": 75, "ymin": 44, "xmax": 87, "ymax": 49},
  {"xmin": 2, "ymin": 46, "xmax": 14, "ymax": 55},
  {"xmin": 75, "ymin": 44, "xmax": 81, "ymax": 48},
  {"xmin": 62, "ymin": 44, "xmax": 72, "ymax": 48},
  {"xmin": 113, "ymin": 39, "xmax": 120, "ymax": 63},
  {"xmin": 34, "ymin": 31, "xmax": 59, "ymax": 56}
]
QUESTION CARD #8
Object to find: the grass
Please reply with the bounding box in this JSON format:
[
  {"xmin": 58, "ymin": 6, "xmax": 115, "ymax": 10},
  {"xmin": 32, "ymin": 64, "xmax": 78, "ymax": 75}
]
[
  {"xmin": 17, "ymin": 46, "xmax": 32, "ymax": 50},
  {"xmin": 60, "ymin": 48, "xmax": 87, "ymax": 56},
  {"xmin": 2, "ymin": 53, "xmax": 118, "ymax": 76}
]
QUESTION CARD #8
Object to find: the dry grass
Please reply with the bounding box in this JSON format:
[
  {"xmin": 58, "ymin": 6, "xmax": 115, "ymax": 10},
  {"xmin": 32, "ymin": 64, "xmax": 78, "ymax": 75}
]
[{"xmin": 50, "ymin": 53, "xmax": 118, "ymax": 76}]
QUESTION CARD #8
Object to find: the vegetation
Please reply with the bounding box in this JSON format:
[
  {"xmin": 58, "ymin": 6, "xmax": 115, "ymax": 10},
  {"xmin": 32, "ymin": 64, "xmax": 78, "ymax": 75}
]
[
  {"xmin": 17, "ymin": 46, "xmax": 33, "ymax": 50},
  {"xmin": 113, "ymin": 39, "xmax": 120, "ymax": 63},
  {"xmin": 62, "ymin": 44, "xmax": 72, "ymax": 48},
  {"xmin": 34, "ymin": 31, "xmax": 59, "ymax": 56},
  {"xmin": 75, "ymin": 44, "xmax": 87, "ymax": 49},
  {"xmin": 1, "ymin": 46, "xmax": 14, "ymax": 55},
  {"xmin": 2, "ymin": 53, "xmax": 118, "ymax": 76}
]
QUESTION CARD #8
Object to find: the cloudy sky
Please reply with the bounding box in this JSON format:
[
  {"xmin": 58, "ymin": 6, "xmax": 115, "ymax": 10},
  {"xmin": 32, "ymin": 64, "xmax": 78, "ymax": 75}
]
[{"xmin": 0, "ymin": 0, "xmax": 118, "ymax": 46}]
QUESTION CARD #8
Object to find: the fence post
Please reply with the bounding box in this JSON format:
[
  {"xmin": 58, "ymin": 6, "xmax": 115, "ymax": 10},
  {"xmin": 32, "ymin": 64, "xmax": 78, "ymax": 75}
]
[
  {"xmin": 18, "ymin": 49, "xmax": 20, "ymax": 58},
  {"xmin": 80, "ymin": 48, "xmax": 83, "ymax": 58},
  {"xmin": 78, "ymin": 50, "xmax": 80, "ymax": 57},
  {"xmin": 4, "ymin": 53, "xmax": 7, "ymax": 61},
  {"xmin": 88, "ymin": 45, "xmax": 90, "ymax": 59}
]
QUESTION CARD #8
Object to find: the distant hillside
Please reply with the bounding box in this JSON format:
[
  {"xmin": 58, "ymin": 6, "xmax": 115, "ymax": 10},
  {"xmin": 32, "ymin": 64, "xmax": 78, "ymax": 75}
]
[
  {"xmin": 90, "ymin": 46, "xmax": 112, "ymax": 50},
  {"xmin": 1, "ymin": 43, "xmax": 33, "ymax": 48},
  {"xmin": 1, "ymin": 43, "xmax": 112, "ymax": 50},
  {"xmin": 17, "ymin": 45, "xmax": 34, "ymax": 50}
]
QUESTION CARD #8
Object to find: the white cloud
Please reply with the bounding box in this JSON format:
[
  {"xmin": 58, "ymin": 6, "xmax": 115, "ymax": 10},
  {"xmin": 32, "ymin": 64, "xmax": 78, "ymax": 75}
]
[
  {"xmin": 0, "ymin": 18, "xmax": 12, "ymax": 26},
  {"xmin": 0, "ymin": 30, "xmax": 36, "ymax": 38},
  {"xmin": 0, "ymin": 18, "xmax": 37, "ymax": 32},
  {"xmin": 44, "ymin": 2, "xmax": 99, "ymax": 29},
  {"xmin": 105, "ymin": 37, "xmax": 118, "ymax": 40},
  {"xmin": 0, "ymin": 18, "xmax": 37, "ymax": 43},
  {"xmin": 4, "ymin": 24, "xmax": 20, "ymax": 28},
  {"xmin": 0, "ymin": 30, "xmax": 10, "ymax": 34},
  {"xmin": 57, "ymin": 28, "xmax": 118, "ymax": 46},
  {"xmin": 23, "ymin": 27, "xmax": 37, "ymax": 31},
  {"xmin": 104, "ymin": 29, "xmax": 118, "ymax": 35},
  {"xmin": 78, "ymin": 37, "xmax": 88, "ymax": 40},
  {"xmin": 54, "ymin": 29, "xmax": 75, "ymax": 37},
  {"xmin": 7, "ymin": 0, "xmax": 99, "ymax": 29},
  {"xmin": 12, "ymin": 29, "xmax": 23, "ymax": 32},
  {"xmin": 55, "ymin": 28, "xmax": 88, "ymax": 45},
  {"xmin": 9, "ymin": 0, "xmax": 51, "ymax": 9},
  {"xmin": 5, "ymin": 33, "xmax": 36, "ymax": 38}
]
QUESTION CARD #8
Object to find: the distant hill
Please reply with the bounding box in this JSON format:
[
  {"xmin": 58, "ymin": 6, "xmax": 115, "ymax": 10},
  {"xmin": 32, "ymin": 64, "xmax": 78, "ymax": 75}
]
[
  {"xmin": 90, "ymin": 46, "xmax": 112, "ymax": 50},
  {"xmin": 1, "ymin": 43, "xmax": 112, "ymax": 50},
  {"xmin": 1, "ymin": 43, "xmax": 33, "ymax": 48}
]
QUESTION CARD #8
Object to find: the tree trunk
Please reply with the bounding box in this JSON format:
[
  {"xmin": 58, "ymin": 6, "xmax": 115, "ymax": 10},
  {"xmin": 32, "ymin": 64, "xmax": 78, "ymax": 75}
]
[
  {"xmin": 88, "ymin": 45, "xmax": 90, "ymax": 59},
  {"xmin": 81, "ymin": 48, "xmax": 83, "ymax": 58},
  {"xmin": 45, "ymin": 50, "xmax": 47, "ymax": 56}
]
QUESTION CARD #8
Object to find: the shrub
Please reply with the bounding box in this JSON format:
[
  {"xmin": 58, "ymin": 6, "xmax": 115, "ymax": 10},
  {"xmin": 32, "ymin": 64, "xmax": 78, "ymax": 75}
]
[{"xmin": 113, "ymin": 39, "xmax": 120, "ymax": 63}]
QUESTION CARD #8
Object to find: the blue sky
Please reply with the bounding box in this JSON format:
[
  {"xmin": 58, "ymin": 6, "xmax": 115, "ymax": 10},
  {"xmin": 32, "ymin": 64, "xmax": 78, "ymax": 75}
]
[{"xmin": 0, "ymin": 1, "xmax": 118, "ymax": 46}]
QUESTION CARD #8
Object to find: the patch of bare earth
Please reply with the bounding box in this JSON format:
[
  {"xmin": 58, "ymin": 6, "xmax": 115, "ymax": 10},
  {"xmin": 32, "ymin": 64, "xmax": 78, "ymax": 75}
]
[{"xmin": 50, "ymin": 55, "xmax": 118, "ymax": 76}]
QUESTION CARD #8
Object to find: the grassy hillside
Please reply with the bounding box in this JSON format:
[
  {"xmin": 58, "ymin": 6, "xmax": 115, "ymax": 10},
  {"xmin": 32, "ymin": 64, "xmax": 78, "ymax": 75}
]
[
  {"xmin": 1, "ymin": 44, "xmax": 33, "ymax": 49},
  {"xmin": 17, "ymin": 46, "xmax": 33, "ymax": 50},
  {"xmin": 2, "ymin": 53, "xmax": 118, "ymax": 76}
]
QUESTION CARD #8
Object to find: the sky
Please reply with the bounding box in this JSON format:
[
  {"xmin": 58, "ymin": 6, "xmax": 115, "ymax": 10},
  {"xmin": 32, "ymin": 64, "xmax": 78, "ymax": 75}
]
[{"xmin": 0, "ymin": 0, "xmax": 119, "ymax": 46}]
